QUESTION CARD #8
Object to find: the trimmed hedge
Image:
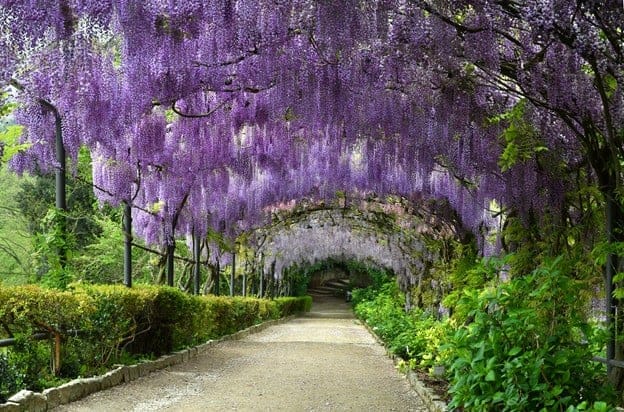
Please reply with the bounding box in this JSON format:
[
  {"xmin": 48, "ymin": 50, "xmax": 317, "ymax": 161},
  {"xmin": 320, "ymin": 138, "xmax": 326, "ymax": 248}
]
[
  {"xmin": 0, "ymin": 285, "xmax": 94, "ymax": 336},
  {"xmin": 0, "ymin": 284, "xmax": 312, "ymax": 401},
  {"xmin": 1, "ymin": 284, "xmax": 312, "ymax": 355}
]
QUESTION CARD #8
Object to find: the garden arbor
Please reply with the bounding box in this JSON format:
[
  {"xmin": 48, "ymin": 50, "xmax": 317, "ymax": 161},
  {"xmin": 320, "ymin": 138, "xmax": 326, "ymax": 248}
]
[
  {"xmin": 1, "ymin": 0, "xmax": 623, "ymax": 383},
  {"xmin": 250, "ymin": 194, "xmax": 468, "ymax": 308},
  {"xmin": 1, "ymin": 1, "xmax": 509, "ymax": 243}
]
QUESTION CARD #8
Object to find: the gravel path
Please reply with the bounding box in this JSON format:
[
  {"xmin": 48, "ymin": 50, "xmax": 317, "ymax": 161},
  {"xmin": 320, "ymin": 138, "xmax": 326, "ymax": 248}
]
[{"xmin": 55, "ymin": 297, "xmax": 428, "ymax": 411}]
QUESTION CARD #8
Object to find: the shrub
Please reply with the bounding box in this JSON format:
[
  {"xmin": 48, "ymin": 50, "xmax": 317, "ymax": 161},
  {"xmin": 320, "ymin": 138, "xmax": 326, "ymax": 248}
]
[
  {"xmin": 274, "ymin": 296, "xmax": 313, "ymax": 315},
  {"xmin": 0, "ymin": 285, "xmax": 94, "ymax": 335},
  {"xmin": 447, "ymin": 257, "xmax": 614, "ymax": 411},
  {"xmin": 354, "ymin": 281, "xmax": 409, "ymax": 345},
  {"xmin": 353, "ymin": 279, "xmax": 452, "ymax": 368},
  {"xmin": 0, "ymin": 353, "xmax": 23, "ymax": 402},
  {"xmin": 0, "ymin": 283, "xmax": 312, "ymax": 401},
  {"xmin": 6, "ymin": 336, "xmax": 64, "ymax": 393},
  {"xmin": 73, "ymin": 284, "xmax": 160, "ymax": 361},
  {"xmin": 351, "ymin": 270, "xmax": 393, "ymax": 306}
]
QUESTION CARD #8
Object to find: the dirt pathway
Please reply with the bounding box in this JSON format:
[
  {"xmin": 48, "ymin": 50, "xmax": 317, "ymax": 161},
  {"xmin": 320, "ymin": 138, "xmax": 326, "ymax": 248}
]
[{"xmin": 56, "ymin": 297, "xmax": 428, "ymax": 411}]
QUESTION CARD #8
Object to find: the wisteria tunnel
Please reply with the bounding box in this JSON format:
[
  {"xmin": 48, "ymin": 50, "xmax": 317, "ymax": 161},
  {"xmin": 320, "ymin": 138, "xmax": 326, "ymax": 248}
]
[
  {"xmin": 253, "ymin": 196, "xmax": 469, "ymax": 306},
  {"xmin": 1, "ymin": 1, "xmax": 623, "ymax": 410}
]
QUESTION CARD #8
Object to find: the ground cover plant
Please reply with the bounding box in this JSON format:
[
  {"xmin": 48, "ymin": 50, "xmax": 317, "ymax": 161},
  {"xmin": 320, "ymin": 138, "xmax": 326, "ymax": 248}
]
[{"xmin": 352, "ymin": 258, "xmax": 616, "ymax": 411}]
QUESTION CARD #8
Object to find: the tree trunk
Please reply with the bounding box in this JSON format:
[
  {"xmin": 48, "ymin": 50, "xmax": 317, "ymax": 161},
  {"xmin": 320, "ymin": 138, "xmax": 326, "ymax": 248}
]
[
  {"xmin": 166, "ymin": 241, "xmax": 175, "ymax": 287},
  {"xmin": 155, "ymin": 250, "xmax": 167, "ymax": 285},
  {"xmin": 53, "ymin": 332, "xmax": 62, "ymax": 375},
  {"xmin": 242, "ymin": 271, "xmax": 247, "ymax": 297}
]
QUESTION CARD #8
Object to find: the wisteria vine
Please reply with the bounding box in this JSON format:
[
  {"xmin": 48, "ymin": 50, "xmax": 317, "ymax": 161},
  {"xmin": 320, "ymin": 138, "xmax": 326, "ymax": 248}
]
[{"xmin": 1, "ymin": 1, "xmax": 621, "ymax": 282}]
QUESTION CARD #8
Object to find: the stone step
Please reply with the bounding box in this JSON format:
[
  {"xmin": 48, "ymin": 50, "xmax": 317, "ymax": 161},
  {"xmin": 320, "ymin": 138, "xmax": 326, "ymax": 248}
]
[
  {"xmin": 308, "ymin": 288, "xmax": 345, "ymax": 296},
  {"xmin": 303, "ymin": 311, "xmax": 354, "ymax": 319}
]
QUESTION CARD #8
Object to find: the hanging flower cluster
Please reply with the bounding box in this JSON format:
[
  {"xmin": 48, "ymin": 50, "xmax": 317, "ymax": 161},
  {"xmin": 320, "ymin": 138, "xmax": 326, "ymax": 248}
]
[{"xmin": 1, "ymin": 0, "xmax": 619, "ymax": 258}]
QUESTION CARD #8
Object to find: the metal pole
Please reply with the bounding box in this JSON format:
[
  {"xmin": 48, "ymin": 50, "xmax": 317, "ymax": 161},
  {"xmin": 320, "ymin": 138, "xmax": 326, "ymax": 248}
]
[
  {"xmin": 166, "ymin": 241, "xmax": 175, "ymax": 287},
  {"xmin": 193, "ymin": 231, "xmax": 201, "ymax": 295},
  {"xmin": 259, "ymin": 271, "xmax": 264, "ymax": 298},
  {"xmin": 606, "ymin": 195, "xmax": 616, "ymax": 375},
  {"xmin": 230, "ymin": 252, "xmax": 235, "ymax": 296},
  {"xmin": 123, "ymin": 201, "xmax": 132, "ymax": 287},
  {"xmin": 54, "ymin": 113, "xmax": 66, "ymax": 213},
  {"xmin": 242, "ymin": 271, "xmax": 247, "ymax": 297},
  {"xmin": 41, "ymin": 100, "xmax": 67, "ymax": 269},
  {"xmin": 214, "ymin": 260, "xmax": 220, "ymax": 295}
]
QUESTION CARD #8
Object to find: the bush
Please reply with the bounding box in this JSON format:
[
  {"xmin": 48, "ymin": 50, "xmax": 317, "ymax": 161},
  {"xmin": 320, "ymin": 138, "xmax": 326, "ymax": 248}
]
[
  {"xmin": 353, "ymin": 279, "xmax": 448, "ymax": 365},
  {"xmin": 73, "ymin": 284, "xmax": 161, "ymax": 361},
  {"xmin": 6, "ymin": 336, "xmax": 65, "ymax": 393},
  {"xmin": 447, "ymin": 257, "xmax": 615, "ymax": 411},
  {"xmin": 351, "ymin": 269, "xmax": 393, "ymax": 306},
  {"xmin": 0, "ymin": 353, "xmax": 23, "ymax": 403},
  {"xmin": 74, "ymin": 285, "xmax": 311, "ymax": 356},
  {"xmin": 0, "ymin": 285, "xmax": 95, "ymax": 386},
  {"xmin": 356, "ymin": 284, "xmax": 410, "ymax": 347},
  {"xmin": 0, "ymin": 284, "xmax": 312, "ymax": 400},
  {"xmin": 0, "ymin": 285, "xmax": 94, "ymax": 334},
  {"xmin": 274, "ymin": 296, "xmax": 313, "ymax": 315}
]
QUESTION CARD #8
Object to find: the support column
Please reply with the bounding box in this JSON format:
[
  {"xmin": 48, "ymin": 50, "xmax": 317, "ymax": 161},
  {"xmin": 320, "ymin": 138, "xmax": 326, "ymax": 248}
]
[
  {"xmin": 606, "ymin": 195, "xmax": 616, "ymax": 375},
  {"xmin": 193, "ymin": 231, "xmax": 201, "ymax": 295},
  {"xmin": 230, "ymin": 252, "xmax": 236, "ymax": 296},
  {"xmin": 54, "ymin": 111, "xmax": 66, "ymax": 268},
  {"xmin": 214, "ymin": 260, "xmax": 220, "ymax": 295},
  {"xmin": 123, "ymin": 201, "xmax": 132, "ymax": 287},
  {"xmin": 242, "ymin": 272, "xmax": 247, "ymax": 297},
  {"xmin": 40, "ymin": 100, "xmax": 68, "ymax": 271},
  {"xmin": 166, "ymin": 241, "xmax": 175, "ymax": 287}
]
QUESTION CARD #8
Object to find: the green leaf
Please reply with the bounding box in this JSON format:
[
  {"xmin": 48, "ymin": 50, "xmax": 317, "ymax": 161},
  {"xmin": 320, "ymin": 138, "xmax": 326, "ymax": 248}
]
[
  {"xmin": 613, "ymin": 287, "xmax": 624, "ymax": 300},
  {"xmin": 473, "ymin": 342, "xmax": 485, "ymax": 362},
  {"xmin": 604, "ymin": 74, "xmax": 617, "ymax": 99},
  {"xmin": 485, "ymin": 370, "xmax": 496, "ymax": 381},
  {"xmin": 613, "ymin": 272, "xmax": 624, "ymax": 283},
  {"xmin": 490, "ymin": 99, "xmax": 547, "ymax": 171},
  {"xmin": 571, "ymin": 401, "xmax": 587, "ymax": 411},
  {"xmin": 508, "ymin": 346, "xmax": 522, "ymax": 356},
  {"xmin": 591, "ymin": 401, "xmax": 608, "ymax": 412},
  {"xmin": 492, "ymin": 391, "xmax": 504, "ymax": 403},
  {"xmin": 0, "ymin": 125, "xmax": 29, "ymax": 163},
  {"xmin": 551, "ymin": 385, "xmax": 563, "ymax": 396}
]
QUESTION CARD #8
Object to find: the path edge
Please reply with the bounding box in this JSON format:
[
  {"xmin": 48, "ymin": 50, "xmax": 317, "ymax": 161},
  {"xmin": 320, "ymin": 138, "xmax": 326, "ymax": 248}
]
[
  {"xmin": 359, "ymin": 319, "xmax": 448, "ymax": 412},
  {"xmin": 0, "ymin": 315, "xmax": 297, "ymax": 412}
]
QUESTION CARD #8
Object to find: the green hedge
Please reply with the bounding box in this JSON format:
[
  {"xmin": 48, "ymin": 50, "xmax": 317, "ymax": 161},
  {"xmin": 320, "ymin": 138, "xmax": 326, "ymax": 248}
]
[{"xmin": 0, "ymin": 284, "xmax": 311, "ymax": 401}]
